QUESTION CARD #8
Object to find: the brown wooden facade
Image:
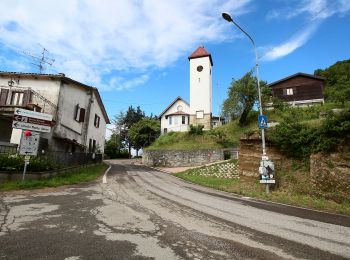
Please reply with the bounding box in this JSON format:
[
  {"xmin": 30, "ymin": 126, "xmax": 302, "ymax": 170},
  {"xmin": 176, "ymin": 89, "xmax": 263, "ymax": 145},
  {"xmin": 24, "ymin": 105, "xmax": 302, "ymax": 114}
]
[{"xmin": 267, "ymin": 73, "xmax": 325, "ymax": 106}]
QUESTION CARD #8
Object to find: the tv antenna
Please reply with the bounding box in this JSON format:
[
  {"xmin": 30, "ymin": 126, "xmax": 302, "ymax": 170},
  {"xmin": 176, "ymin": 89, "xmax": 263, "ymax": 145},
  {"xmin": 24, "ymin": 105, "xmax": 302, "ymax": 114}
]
[{"xmin": 20, "ymin": 44, "xmax": 55, "ymax": 73}]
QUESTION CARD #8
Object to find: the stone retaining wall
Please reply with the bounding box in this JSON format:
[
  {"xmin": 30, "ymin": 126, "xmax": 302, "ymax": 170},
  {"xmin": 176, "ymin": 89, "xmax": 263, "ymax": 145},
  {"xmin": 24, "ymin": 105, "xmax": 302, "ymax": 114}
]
[
  {"xmin": 238, "ymin": 134, "xmax": 286, "ymax": 177},
  {"xmin": 142, "ymin": 149, "xmax": 227, "ymax": 167},
  {"xmin": 310, "ymin": 152, "xmax": 350, "ymax": 202}
]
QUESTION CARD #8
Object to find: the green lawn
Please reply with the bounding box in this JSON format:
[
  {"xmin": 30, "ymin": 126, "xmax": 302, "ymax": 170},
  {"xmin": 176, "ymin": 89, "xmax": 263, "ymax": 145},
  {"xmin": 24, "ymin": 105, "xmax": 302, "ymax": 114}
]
[{"xmin": 0, "ymin": 163, "xmax": 109, "ymax": 191}]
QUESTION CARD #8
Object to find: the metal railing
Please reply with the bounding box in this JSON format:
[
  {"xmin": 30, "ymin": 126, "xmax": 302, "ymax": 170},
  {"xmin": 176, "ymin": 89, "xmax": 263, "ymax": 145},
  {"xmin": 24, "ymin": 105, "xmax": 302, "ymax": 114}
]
[{"xmin": 0, "ymin": 86, "xmax": 57, "ymax": 119}]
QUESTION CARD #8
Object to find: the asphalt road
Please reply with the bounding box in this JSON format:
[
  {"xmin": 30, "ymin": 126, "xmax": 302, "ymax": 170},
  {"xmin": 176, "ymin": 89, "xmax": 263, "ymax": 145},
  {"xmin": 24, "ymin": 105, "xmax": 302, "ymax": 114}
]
[{"xmin": 1, "ymin": 160, "xmax": 350, "ymax": 259}]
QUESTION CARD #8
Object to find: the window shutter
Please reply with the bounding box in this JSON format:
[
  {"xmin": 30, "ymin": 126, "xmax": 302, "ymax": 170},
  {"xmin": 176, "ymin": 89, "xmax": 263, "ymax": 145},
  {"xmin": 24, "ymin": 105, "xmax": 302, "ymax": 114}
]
[
  {"xmin": 22, "ymin": 90, "xmax": 32, "ymax": 106},
  {"xmin": 0, "ymin": 89, "xmax": 9, "ymax": 105},
  {"xmin": 74, "ymin": 104, "xmax": 80, "ymax": 121},
  {"xmin": 283, "ymin": 88, "xmax": 287, "ymax": 95},
  {"xmin": 79, "ymin": 108, "xmax": 86, "ymax": 122}
]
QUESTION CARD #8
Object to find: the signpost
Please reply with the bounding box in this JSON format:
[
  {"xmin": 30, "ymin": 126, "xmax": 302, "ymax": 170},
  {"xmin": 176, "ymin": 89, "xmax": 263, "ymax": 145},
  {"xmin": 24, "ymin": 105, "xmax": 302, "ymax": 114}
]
[
  {"xmin": 12, "ymin": 109, "xmax": 53, "ymax": 181},
  {"xmin": 12, "ymin": 108, "xmax": 52, "ymax": 133}
]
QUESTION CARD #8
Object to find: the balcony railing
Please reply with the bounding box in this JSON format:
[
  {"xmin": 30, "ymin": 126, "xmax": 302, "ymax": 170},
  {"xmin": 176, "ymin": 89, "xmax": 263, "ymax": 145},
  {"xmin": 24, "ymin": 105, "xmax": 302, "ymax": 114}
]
[{"xmin": 0, "ymin": 86, "xmax": 57, "ymax": 119}]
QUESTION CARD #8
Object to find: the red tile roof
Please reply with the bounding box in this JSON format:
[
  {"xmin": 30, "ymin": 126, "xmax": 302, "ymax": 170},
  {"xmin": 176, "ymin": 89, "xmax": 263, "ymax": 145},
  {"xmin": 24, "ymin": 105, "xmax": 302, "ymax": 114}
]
[{"xmin": 188, "ymin": 46, "xmax": 213, "ymax": 66}]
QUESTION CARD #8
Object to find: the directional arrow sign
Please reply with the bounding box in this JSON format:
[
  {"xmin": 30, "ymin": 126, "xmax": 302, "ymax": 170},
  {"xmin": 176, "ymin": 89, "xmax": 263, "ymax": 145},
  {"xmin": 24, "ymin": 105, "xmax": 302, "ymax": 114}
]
[
  {"xmin": 15, "ymin": 108, "xmax": 53, "ymax": 121},
  {"xmin": 12, "ymin": 121, "xmax": 51, "ymax": 133},
  {"xmin": 13, "ymin": 115, "xmax": 52, "ymax": 126},
  {"xmin": 19, "ymin": 131, "xmax": 40, "ymax": 156}
]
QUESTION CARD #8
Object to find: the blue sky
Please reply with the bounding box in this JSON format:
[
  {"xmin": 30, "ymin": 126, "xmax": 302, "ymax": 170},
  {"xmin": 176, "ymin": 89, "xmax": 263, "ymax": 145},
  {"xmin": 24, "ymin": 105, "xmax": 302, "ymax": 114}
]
[{"xmin": 0, "ymin": 0, "xmax": 349, "ymax": 131}]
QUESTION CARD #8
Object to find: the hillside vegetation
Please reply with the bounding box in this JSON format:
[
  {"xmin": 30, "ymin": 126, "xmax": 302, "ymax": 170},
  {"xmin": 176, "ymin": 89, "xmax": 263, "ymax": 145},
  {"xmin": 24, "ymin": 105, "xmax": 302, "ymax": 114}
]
[
  {"xmin": 147, "ymin": 102, "xmax": 350, "ymax": 154},
  {"xmin": 146, "ymin": 114, "xmax": 258, "ymax": 151}
]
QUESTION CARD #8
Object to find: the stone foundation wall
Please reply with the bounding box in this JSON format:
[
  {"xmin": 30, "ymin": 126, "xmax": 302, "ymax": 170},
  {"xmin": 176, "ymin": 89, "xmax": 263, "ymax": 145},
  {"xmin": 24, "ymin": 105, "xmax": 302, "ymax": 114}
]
[
  {"xmin": 238, "ymin": 135, "xmax": 286, "ymax": 177},
  {"xmin": 189, "ymin": 114, "xmax": 212, "ymax": 130},
  {"xmin": 142, "ymin": 149, "xmax": 224, "ymax": 167}
]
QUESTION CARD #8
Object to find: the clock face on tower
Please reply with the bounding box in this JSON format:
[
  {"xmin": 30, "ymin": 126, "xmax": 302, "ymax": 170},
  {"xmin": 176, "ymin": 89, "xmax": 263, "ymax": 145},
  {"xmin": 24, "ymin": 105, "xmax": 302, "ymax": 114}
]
[{"xmin": 197, "ymin": 65, "xmax": 203, "ymax": 72}]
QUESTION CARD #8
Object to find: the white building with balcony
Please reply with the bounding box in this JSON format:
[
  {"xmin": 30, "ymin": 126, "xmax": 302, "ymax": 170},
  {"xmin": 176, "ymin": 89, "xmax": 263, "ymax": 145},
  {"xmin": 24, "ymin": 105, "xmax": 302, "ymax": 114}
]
[{"xmin": 0, "ymin": 71, "xmax": 110, "ymax": 154}]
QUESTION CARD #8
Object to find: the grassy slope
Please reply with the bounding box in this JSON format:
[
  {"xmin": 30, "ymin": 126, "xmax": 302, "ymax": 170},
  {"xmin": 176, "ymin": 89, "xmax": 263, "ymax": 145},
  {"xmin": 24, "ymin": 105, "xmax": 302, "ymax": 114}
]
[{"xmin": 147, "ymin": 115, "xmax": 259, "ymax": 151}]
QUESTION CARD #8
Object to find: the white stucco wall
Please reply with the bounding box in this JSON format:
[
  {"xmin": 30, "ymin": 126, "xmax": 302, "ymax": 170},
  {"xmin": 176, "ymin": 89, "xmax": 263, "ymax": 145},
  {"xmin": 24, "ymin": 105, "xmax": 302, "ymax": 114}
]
[
  {"xmin": 1, "ymin": 75, "xmax": 108, "ymax": 153},
  {"xmin": 160, "ymin": 99, "xmax": 190, "ymax": 134},
  {"xmin": 0, "ymin": 77, "xmax": 60, "ymax": 106},
  {"xmin": 86, "ymin": 91, "xmax": 107, "ymax": 152},
  {"xmin": 189, "ymin": 56, "xmax": 212, "ymax": 115}
]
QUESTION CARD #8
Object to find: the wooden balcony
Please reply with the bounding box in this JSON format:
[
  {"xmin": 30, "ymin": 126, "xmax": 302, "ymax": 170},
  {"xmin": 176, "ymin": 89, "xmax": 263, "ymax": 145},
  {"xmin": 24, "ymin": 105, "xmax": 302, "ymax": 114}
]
[{"xmin": 0, "ymin": 87, "xmax": 57, "ymax": 119}]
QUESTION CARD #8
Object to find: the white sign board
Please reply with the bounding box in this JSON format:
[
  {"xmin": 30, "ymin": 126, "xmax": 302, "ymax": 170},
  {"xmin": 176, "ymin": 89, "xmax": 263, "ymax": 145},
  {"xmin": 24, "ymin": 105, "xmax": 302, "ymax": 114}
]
[
  {"xmin": 15, "ymin": 108, "xmax": 53, "ymax": 121},
  {"xmin": 12, "ymin": 121, "xmax": 51, "ymax": 133},
  {"xmin": 19, "ymin": 131, "xmax": 40, "ymax": 156},
  {"xmin": 259, "ymin": 180, "xmax": 276, "ymax": 184}
]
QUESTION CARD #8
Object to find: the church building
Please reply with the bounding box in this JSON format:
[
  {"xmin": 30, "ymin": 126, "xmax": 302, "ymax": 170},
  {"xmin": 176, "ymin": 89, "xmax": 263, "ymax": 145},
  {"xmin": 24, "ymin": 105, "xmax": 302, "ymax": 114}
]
[{"xmin": 159, "ymin": 46, "xmax": 218, "ymax": 134}]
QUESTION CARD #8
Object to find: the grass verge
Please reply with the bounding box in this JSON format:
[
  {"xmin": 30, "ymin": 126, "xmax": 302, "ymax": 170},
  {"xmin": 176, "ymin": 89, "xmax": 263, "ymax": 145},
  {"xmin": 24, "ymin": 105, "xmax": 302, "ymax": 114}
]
[
  {"xmin": 0, "ymin": 163, "xmax": 108, "ymax": 191},
  {"xmin": 175, "ymin": 166, "xmax": 350, "ymax": 216}
]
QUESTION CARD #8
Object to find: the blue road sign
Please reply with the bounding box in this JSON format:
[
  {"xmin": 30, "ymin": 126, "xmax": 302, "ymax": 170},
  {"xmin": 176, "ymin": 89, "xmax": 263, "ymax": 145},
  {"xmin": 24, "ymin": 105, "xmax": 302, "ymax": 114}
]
[{"xmin": 258, "ymin": 115, "xmax": 268, "ymax": 129}]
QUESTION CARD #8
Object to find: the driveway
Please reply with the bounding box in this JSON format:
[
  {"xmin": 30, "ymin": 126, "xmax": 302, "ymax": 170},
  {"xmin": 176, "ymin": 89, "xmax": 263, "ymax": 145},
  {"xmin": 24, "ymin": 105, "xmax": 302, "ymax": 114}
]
[{"xmin": 1, "ymin": 159, "xmax": 349, "ymax": 259}]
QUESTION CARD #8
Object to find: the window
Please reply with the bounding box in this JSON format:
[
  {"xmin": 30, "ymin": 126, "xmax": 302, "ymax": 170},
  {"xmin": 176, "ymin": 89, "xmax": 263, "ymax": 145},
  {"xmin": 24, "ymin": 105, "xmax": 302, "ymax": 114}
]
[
  {"xmin": 197, "ymin": 65, "xmax": 203, "ymax": 72},
  {"xmin": 74, "ymin": 104, "xmax": 86, "ymax": 122},
  {"xmin": 89, "ymin": 138, "xmax": 92, "ymax": 152},
  {"xmin": 92, "ymin": 139, "xmax": 96, "ymax": 152},
  {"xmin": 182, "ymin": 116, "xmax": 186, "ymax": 124},
  {"xmin": 283, "ymin": 88, "xmax": 294, "ymax": 96},
  {"xmin": 169, "ymin": 116, "xmax": 172, "ymax": 125},
  {"xmin": 174, "ymin": 116, "xmax": 178, "ymax": 125},
  {"xmin": 94, "ymin": 114, "xmax": 100, "ymax": 128},
  {"xmin": 196, "ymin": 111, "xmax": 204, "ymax": 119},
  {"xmin": 164, "ymin": 128, "xmax": 167, "ymax": 133},
  {"xmin": 10, "ymin": 91, "xmax": 24, "ymax": 105}
]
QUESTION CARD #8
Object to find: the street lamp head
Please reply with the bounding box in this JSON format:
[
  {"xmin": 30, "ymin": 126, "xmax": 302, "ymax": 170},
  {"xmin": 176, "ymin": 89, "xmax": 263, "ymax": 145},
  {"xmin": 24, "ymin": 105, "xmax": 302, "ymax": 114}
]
[{"xmin": 222, "ymin": 12, "xmax": 233, "ymax": 22}]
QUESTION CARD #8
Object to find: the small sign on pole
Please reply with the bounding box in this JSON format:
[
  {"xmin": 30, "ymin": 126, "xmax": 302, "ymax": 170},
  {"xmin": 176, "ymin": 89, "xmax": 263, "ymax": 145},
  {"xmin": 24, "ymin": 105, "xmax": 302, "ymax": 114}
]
[
  {"xmin": 19, "ymin": 131, "xmax": 40, "ymax": 156},
  {"xmin": 258, "ymin": 115, "xmax": 268, "ymax": 129}
]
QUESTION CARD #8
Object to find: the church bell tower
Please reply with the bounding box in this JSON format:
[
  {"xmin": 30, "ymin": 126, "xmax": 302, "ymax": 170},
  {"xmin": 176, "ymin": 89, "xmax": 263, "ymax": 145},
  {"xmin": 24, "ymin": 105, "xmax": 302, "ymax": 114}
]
[{"xmin": 188, "ymin": 46, "xmax": 213, "ymax": 129}]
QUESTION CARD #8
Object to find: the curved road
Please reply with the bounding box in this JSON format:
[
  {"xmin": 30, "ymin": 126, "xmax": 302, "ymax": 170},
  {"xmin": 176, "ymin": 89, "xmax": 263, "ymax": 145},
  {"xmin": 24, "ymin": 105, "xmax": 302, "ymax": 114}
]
[{"xmin": 1, "ymin": 160, "xmax": 350, "ymax": 259}]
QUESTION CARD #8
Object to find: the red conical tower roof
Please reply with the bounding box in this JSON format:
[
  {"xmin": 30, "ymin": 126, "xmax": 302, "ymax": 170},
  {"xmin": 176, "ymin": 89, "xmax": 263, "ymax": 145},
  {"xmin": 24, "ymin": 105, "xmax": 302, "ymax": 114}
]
[{"xmin": 188, "ymin": 46, "xmax": 213, "ymax": 66}]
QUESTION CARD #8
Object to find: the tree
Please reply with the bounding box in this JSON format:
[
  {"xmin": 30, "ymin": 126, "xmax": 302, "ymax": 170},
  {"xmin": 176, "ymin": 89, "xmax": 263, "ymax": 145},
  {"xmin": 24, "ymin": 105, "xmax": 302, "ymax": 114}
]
[
  {"xmin": 222, "ymin": 71, "xmax": 267, "ymax": 125},
  {"xmin": 129, "ymin": 118, "xmax": 160, "ymax": 156},
  {"xmin": 112, "ymin": 106, "xmax": 146, "ymax": 157},
  {"xmin": 315, "ymin": 59, "xmax": 350, "ymax": 106}
]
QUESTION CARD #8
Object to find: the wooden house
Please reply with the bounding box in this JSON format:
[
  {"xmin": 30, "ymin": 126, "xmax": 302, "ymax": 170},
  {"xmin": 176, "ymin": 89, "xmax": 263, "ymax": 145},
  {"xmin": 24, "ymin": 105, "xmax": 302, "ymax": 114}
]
[{"xmin": 267, "ymin": 72, "xmax": 325, "ymax": 107}]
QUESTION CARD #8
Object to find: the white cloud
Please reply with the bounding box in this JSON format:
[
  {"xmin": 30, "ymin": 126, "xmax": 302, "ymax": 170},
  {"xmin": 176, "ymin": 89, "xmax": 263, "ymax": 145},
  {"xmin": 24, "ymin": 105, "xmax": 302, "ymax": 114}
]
[
  {"xmin": 266, "ymin": 0, "xmax": 350, "ymax": 21},
  {"xmin": 0, "ymin": 0, "xmax": 252, "ymax": 90},
  {"xmin": 263, "ymin": 0, "xmax": 350, "ymax": 61},
  {"xmin": 262, "ymin": 23, "xmax": 318, "ymax": 61}
]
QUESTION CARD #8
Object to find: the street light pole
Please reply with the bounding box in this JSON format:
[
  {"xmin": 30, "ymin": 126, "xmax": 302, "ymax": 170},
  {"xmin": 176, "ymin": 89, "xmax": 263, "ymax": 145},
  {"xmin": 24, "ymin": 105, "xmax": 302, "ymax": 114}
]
[{"xmin": 222, "ymin": 12, "xmax": 270, "ymax": 192}]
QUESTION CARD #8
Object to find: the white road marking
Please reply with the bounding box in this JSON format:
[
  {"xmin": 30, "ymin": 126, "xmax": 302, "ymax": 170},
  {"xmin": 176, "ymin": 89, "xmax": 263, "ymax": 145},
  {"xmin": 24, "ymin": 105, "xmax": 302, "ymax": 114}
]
[{"xmin": 103, "ymin": 165, "xmax": 111, "ymax": 184}]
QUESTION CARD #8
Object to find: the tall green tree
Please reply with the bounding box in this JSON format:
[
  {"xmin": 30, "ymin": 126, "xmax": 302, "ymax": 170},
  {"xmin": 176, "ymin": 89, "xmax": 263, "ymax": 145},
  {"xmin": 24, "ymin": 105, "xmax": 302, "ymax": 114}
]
[
  {"xmin": 129, "ymin": 118, "xmax": 160, "ymax": 156},
  {"xmin": 112, "ymin": 106, "xmax": 146, "ymax": 157},
  {"xmin": 315, "ymin": 59, "xmax": 350, "ymax": 105},
  {"xmin": 222, "ymin": 71, "xmax": 267, "ymax": 125}
]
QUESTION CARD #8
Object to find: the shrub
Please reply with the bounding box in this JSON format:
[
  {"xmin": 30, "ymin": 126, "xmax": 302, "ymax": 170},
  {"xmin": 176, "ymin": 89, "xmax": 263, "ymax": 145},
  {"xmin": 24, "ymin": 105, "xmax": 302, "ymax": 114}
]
[
  {"xmin": 189, "ymin": 124, "xmax": 204, "ymax": 135},
  {"xmin": 0, "ymin": 154, "xmax": 60, "ymax": 172},
  {"xmin": 269, "ymin": 109, "xmax": 350, "ymax": 158}
]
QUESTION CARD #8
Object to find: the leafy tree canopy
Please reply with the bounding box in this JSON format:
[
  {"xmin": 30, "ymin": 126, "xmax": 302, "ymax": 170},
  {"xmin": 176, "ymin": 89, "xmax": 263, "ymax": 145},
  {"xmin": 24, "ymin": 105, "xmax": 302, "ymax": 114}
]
[
  {"xmin": 129, "ymin": 118, "xmax": 160, "ymax": 154},
  {"xmin": 222, "ymin": 71, "xmax": 267, "ymax": 125},
  {"xmin": 315, "ymin": 59, "xmax": 350, "ymax": 105}
]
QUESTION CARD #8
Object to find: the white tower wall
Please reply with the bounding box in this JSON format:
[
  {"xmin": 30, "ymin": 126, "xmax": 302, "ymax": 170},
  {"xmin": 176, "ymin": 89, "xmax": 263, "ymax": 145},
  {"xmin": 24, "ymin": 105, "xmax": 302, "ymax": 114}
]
[{"xmin": 189, "ymin": 56, "xmax": 212, "ymax": 115}]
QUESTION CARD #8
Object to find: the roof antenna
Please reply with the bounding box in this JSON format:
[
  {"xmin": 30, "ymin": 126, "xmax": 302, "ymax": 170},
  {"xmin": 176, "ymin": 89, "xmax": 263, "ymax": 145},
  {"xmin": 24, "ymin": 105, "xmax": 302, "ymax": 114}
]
[{"xmin": 19, "ymin": 44, "xmax": 55, "ymax": 73}]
